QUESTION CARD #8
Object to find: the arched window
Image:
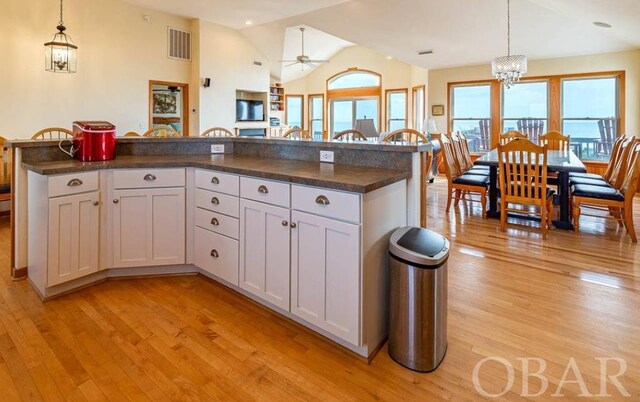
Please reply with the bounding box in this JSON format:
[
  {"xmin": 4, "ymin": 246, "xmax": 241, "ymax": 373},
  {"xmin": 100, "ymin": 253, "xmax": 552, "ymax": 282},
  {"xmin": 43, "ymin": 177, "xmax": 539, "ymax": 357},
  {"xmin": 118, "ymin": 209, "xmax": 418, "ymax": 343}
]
[{"xmin": 328, "ymin": 70, "xmax": 381, "ymax": 90}]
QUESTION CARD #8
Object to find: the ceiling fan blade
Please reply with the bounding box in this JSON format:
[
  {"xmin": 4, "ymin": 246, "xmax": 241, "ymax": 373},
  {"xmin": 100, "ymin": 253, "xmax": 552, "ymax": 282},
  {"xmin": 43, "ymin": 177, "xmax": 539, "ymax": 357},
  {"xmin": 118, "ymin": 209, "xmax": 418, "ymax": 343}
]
[
  {"xmin": 307, "ymin": 60, "xmax": 330, "ymax": 63},
  {"xmin": 284, "ymin": 62, "xmax": 300, "ymax": 68},
  {"xmin": 278, "ymin": 60, "xmax": 299, "ymax": 63},
  {"xmin": 306, "ymin": 62, "xmax": 318, "ymax": 68}
]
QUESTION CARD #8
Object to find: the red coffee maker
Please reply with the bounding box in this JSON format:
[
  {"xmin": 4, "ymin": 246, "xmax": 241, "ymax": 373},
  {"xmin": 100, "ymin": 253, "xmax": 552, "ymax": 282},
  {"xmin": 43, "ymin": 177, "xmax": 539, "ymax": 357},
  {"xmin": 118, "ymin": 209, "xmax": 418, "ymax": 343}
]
[{"xmin": 64, "ymin": 121, "xmax": 117, "ymax": 162}]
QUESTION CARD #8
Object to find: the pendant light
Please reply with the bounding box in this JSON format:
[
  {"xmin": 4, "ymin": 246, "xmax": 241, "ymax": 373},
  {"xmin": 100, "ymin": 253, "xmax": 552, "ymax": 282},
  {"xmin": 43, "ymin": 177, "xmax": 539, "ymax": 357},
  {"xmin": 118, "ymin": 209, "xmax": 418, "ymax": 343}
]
[
  {"xmin": 491, "ymin": 0, "xmax": 527, "ymax": 88},
  {"xmin": 44, "ymin": 0, "xmax": 77, "ymax": 73}
]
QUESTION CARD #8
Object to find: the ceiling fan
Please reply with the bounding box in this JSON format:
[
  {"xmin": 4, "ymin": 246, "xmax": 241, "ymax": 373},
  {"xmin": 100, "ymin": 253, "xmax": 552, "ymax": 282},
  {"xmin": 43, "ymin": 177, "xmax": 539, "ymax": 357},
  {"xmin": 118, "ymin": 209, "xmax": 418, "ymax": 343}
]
[{"xmin": 279, "ymin": 27, "xmax": 329, "ymax": 69}]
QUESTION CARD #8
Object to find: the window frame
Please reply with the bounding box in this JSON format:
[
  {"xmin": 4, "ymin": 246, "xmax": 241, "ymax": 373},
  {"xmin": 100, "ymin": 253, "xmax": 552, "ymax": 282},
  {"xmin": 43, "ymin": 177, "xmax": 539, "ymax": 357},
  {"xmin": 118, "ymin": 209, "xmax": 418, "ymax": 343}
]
[
  {"xmin": 560, "ymin": 75, "xmax": 621, "ymax": 132},
  {"xmin": 385, "ymin": 88, "xmax": 408, "ymax": 132},
  {"xmin": 285, "ymin": 94, "xmax": 304, "ymax": 129},
  {"xmin": 448, "ymin": 82, "xmax": 495, "ymax": 146},
  {"xmin": 326, "ymin": 68, "xmax": 382, "ymax": 135},
  {"xmin": 308, "ymin": 93, "xmax": 325, "ymax": 140},
  {"xmin": 412, "ymin": 85, "xmax": 426, "ymax": 131}
]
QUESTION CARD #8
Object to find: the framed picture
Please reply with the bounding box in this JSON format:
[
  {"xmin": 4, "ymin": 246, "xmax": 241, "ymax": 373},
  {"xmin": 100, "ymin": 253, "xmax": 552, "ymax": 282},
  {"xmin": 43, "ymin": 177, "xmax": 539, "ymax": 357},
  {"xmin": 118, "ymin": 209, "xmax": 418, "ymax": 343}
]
[{"xmin": 432, "ymin": 104, "xmax": 445, "ymax": 116}]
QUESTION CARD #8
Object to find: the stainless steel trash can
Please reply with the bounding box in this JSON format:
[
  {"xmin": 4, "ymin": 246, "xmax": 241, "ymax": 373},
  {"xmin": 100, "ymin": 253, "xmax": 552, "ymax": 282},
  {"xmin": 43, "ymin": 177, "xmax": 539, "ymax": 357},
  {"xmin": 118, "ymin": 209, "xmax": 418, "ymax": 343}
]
[{"xmin": 388, "ymin": 226, "xmax": 449, "ymax": 372}]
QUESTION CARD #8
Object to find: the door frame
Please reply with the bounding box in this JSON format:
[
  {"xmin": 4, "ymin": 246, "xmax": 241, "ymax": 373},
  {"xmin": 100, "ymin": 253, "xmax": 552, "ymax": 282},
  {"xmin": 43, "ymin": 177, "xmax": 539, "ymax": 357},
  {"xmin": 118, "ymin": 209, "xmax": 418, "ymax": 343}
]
[{"xmin": 149, "ymin": 80, "xmax": 189, "ymax": 136}]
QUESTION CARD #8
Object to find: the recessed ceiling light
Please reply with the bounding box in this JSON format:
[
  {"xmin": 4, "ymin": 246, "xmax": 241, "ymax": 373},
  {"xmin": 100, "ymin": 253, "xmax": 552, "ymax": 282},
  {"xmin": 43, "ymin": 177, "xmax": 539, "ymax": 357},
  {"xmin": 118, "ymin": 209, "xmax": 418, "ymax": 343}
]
[
  {"xmin": 386, "ymin": 56, "xmax": 393, "ymax": 60},
  {"xmin": 245, "ymin": 20, "xmax": 253, "ymax": 26},
  {"xmin": 593, "ymin": 21, "xmax": 612, "ymax": 28}
]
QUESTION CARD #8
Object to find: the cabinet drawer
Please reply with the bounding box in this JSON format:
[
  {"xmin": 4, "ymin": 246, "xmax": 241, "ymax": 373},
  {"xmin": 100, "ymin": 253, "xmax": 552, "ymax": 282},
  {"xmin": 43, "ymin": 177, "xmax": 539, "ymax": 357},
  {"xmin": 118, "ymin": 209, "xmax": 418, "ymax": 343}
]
[
  {"xmin": 195, "ymin": 208, "xmax": 239, "ymax": 240},
  {"xmin": 194, "ymin": 227, "xmax": 239, "ymax": 285},
  {"xmin": 292, "ymin": 185, "xmax": 361, "ymax": 223},
  {"xmin": 48, "ymin": 172, "xmax": 99, "ymax": 198},
  {"xmin": 195, "ymin": 188, "xmax": 239, "ymax": 218},
  {"xmin": 195, "ymin": 170, "xmax": 239, "ymax": 196},
  {"xmin": 113, "ymin": 168, "xmax": 185, "ymax": 189},
  {"xmin": 240, "ymin": 177, "xmax": 290, "ymax": 208}
]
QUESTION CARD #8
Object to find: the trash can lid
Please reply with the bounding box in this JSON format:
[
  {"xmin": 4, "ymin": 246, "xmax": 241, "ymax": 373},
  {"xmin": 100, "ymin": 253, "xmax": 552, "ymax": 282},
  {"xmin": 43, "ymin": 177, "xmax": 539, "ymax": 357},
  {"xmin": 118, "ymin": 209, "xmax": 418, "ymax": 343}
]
[{"xmin": 389, "ymin": 227, "xmax": 449, "ymax": 267}]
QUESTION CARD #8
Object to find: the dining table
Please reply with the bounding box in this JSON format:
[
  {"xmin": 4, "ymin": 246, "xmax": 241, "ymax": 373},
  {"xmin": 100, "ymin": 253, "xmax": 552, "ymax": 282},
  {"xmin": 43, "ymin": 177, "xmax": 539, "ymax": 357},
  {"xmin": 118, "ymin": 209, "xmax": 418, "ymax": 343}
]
[{"xmin": 474, "ymin": 149, "xmax": 587, "ymax": 230}]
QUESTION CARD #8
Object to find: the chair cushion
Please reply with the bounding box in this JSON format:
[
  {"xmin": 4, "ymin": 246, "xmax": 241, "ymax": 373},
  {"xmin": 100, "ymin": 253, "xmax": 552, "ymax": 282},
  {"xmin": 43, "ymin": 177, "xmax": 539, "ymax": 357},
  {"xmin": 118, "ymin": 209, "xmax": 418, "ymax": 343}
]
[
  {"xmin": 469, "ymin": 165, "xmax": 491, "ymax": 171},
  {"xmin": 453, "ymin": 174, "xmax": 490, "ymax": 187},
  {"xmin": 0, "ymin": 183, "xmax": 10, "ymax": 194},
  {"xmin": 568, "ymin": 172, "xmax": 603, "ymax": 180},
  {"xmin": 569, "ymin": 177, "xmax": 609, "ymax": 187},
  {"xmin": 462, "ymin": 169, "xmax": 490, "ymax": 177},
  {"xmin": 572, "ymin": 184, "xmax": 624, "ymax": 201}
]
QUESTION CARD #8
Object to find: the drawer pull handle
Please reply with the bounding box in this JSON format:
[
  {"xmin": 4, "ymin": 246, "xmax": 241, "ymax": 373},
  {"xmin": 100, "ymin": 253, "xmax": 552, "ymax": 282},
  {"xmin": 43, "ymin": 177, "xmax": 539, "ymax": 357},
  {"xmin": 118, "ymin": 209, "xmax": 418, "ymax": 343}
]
[
  {"xmin": 143, "ymin": 174, "xmax": 157, "ymax": 181},
  {"xmin": 315, "ymin": 195, "xmax": 330, "ymax": 206},
  {"xmin": 258, "ymin": 185, "xmax": 269, "ymax": 194},
  {"xmin": 211, "ymin": 177, "xmax": 220, "ymax": 184},
  {"xmin": 93, "ymin": 201, "xmax": 99, "ymax": 206},
  {"xmin": 290, "ymin": 222, "xmax": 297, "ymax": 229},
  {"xmin": 67, "ymin": 178, "xmax": 83, "ymax": 187},
  {"xmin": 211, "ymin": 217, "xmax": 219, "ymax": 226},
  {"xmin": 211, "ymin": 197, "xmax": 220, "ymax": 205},
  {"xmin": 113, "ymin": 199, "xmax": 119, "ymax": 204},
  {"xmin": 282, "ymin": 220, "xmax": 288, "ymax": 227},
  {"xmin": 210, "ymin": 249, "xmax": 219, "ymax": 258}
]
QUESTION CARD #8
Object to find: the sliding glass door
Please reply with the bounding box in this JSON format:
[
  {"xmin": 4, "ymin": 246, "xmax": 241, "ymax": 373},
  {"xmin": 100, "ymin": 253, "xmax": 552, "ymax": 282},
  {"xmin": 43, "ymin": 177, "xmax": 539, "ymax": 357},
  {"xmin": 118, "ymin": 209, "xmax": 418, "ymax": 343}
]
[{"xmin": 329, "ymin": 98, "xmax": 379, "ymax": 136}]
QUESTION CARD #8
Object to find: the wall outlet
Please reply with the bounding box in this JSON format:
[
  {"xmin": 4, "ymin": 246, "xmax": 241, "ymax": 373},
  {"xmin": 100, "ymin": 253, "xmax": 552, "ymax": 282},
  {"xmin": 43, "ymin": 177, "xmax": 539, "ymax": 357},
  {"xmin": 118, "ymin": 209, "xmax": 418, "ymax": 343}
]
[
  {"xmin": 320, "ymin": 150, "xmax": 334, "ymax": 163},
  {"xmin": 211, "ymin": 144, "xmax": 225, "ymax": 154}
]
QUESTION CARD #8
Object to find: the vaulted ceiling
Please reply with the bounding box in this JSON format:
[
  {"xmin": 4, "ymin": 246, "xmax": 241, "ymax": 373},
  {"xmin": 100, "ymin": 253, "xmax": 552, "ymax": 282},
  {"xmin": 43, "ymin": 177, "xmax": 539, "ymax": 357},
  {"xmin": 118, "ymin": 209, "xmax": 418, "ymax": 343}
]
[{"xmin": 123, "ymin": 0, "xmax": 640, "ymax": 81}]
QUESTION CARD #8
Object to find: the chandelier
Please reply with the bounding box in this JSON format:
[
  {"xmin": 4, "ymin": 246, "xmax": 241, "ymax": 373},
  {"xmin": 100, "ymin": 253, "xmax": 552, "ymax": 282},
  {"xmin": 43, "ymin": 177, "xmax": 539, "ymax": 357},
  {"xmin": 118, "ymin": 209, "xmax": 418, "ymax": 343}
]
[
  {"xmin": 491, "ymin": 0, "xmax": 527, "ymax": 88},
  {"xmin": 44, "ymin": 0, "xmax": 77, "ymax": 73}
]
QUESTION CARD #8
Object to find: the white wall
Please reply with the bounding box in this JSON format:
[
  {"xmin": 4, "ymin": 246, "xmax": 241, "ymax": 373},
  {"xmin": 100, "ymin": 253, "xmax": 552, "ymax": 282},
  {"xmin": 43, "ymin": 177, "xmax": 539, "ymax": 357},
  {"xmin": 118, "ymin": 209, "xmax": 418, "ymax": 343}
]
[
  {"xmin": 428, "ymin": 50, "xmax": 640, "ymax": 136},
  {"xmin": 197, "ymin": 21, "xmax": 270, "ymax": 134},
  {"xmin": 1, "ymin": 0, "xmax": 192, "ymax": 138}
]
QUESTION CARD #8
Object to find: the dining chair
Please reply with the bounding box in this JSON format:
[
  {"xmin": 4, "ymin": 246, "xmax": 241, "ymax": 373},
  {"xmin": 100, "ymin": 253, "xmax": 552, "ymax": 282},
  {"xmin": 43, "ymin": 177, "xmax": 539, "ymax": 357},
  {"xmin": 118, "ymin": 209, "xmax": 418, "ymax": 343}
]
[
  {"xmin": 572, "ymin": 142, "xmax": 640, "ymax": 243},
  {"xmin": 143, "ymin": 126, "xmax": 181, "ymax": 137},
  {"xmin": 438, "ymin": 135, "xmax": 488, "ymax": 218},
  {"xmin": 499, "ymin": 130, "xmax": 528, "ymax": 146},
  {"xmin": 31, "ymin": 127, "xmax": 73, "ymax": 140},
  {"xmin": 0, "ymin": 136, "xmax": 11, "ymax": 203},
  {"xmin": 569, "ymin": 135, "xmax": 627, "ymax": 184},
  {"xmin": 449, "ymin": 133, "xmax": 489, "ymax": 176},
  {"xmin": 498, "ymin": 138, "xmax": 554, "ymax": 239},
  {"xmin": 539, "ymin": 131, "xmax": 570, "ymax": 151},
  {"xmin": 123, "ymin": 131, "xmax": 141, "ymax": 137},
  {"xmin": 382, "ymin": 129, "xmax": 429, "ymax": 144},
  {"xmin": 283, "ymin": 128, "xmax": 312, "ymax": 140},
  {"xmin": 333, "ymin": 129, "xmax": 367, "ymax": 141},
  {"xmin": 201, "ymin": 127, "xmax": 235, "ymax": 138},
  {"xmin": 570, "ymin": 136, "xmax": 636, "ymax": 189}
]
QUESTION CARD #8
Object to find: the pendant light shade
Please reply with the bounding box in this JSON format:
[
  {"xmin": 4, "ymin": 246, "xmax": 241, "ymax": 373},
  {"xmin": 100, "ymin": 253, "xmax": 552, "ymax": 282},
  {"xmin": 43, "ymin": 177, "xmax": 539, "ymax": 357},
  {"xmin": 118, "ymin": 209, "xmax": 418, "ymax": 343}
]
[{"xmin": 44, "ymin": 0, "xmax": 77, "ymax": 73}]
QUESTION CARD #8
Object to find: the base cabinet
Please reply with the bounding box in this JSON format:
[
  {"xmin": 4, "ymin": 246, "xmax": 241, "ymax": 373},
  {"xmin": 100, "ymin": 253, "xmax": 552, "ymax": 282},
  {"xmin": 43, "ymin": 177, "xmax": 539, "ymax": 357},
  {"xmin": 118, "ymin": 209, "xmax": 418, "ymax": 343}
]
[
  {"xmin": 47, "ymin": 191, "xmax": 100, "ymax": 286},
  {"xmin": 239, "ymin": 199, "xmax": 290, "ymax": 310},
  {"xmin": 194, "ymin": 227, "xmax": 239, "ymax": 285},
  {"xmin": 291, "ymin": 210, "xmax": 361, "ymax": 345},
  {"xmin": 112, "ymin": 188, "xmax": 186, "ymax": 268}
]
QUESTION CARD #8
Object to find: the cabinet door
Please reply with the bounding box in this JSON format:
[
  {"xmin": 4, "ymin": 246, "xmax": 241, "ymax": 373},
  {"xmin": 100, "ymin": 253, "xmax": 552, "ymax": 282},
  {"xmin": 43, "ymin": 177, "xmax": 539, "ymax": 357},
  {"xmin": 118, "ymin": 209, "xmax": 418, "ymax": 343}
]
[
  {"xmin": 113, "ymin": 188, "xmax": 185, "ymax": 268},
  {"xmin": 239, "ymin": 199, "xmax": 290, "ymax": 310},
  {"xmin": 291, "ymin": 211, "xmax": 361, "ymax": 345},
  {"xmin": 48, "ymin": 191, "xmax": 100, "ymax": 286}
]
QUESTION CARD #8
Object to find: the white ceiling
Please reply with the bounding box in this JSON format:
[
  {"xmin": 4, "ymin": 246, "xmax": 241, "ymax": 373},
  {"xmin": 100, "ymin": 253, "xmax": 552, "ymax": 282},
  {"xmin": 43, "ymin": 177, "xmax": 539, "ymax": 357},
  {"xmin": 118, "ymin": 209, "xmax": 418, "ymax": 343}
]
[{"xmin": 123, "ymin": 0, "xmax": 640, "ymax": 80}]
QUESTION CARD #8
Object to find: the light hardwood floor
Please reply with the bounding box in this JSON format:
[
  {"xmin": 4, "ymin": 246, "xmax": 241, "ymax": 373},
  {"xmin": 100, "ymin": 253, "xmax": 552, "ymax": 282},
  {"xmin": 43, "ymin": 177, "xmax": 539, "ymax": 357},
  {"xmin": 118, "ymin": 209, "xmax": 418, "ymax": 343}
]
[{"xmin": 1, "ymin": 178, "xmax": 639, "ymax": 401}]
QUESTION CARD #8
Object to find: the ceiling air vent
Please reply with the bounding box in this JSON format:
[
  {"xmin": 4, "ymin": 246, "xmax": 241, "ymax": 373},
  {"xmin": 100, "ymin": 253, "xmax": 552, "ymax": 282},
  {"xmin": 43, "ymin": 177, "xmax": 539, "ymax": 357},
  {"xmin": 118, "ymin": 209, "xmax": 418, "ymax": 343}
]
[{"xmin": 168, "ymin": 27, "xmax": 191, "ymax": 61}]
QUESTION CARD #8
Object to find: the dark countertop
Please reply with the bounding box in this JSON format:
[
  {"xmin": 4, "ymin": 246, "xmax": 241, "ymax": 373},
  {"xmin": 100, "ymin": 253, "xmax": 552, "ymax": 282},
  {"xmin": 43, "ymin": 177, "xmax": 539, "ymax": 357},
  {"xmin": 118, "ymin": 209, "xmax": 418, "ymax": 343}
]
[{"xmin": 22, "ymin": 154, "xmax": 410, "ymax": 193}]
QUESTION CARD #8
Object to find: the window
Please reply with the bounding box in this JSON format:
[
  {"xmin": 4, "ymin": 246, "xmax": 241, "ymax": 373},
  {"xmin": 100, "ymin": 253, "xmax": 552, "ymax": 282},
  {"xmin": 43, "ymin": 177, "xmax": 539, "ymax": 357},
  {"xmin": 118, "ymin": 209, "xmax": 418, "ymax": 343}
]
[
  {"xmin": 330, "ymin": 98, "xmax": 379, "ymax": 135},
  {"xmin": 328, "ymin": 71, "xmax": 381, "ymax": 90},
  {"xmin": 502, "ymin": 81, "xmax": 548, "ymax": 139},
  {"xmin": 450, "ymin": 84, "xmax": 492, "ymax": 153},
  {"xmin": 413, "ymin": 86, "xmax": 425, "ymax": 131},
  {"xmin": 308, "ymin": 95, "xmax": 324, "ymax": 140},
  {"xmin": 386, "ymin": 89, "xmax": 408, "ymax": 131},
  {"xmin": 286, "ymin": 95, "xmax": 303, "ymax": 129},
  {"xmin": 562, "ymin": 77, "xmax": 619, "ymax": 160}
]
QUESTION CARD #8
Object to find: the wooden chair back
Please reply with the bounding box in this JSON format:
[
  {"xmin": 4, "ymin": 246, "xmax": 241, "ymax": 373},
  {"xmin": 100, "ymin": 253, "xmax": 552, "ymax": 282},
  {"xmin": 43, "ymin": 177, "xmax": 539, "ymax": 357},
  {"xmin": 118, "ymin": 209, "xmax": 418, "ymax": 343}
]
[
  {"xmin": 619, "ymin": 143, "xmax": 640, "ymax": 199},
  {"xmin": 603, "ymin": 135, "xmax": 628, "ymax": 181},
  {"xmin": 609, "ymin": 137, "xmax": 639, "ymax": 189},
  {"xmin": 31, "ymin": 127, "xmax": 73, "ymax": 140},
  {"xmin": 517, "ymin": 118, "xmax": 545, "ymax": 143},
  {"xmin": 143, "ymin": 126, "xmax": 181, "ymax": 137},
  {"xmin": 498, "ymin": 139, "xmax": 549, "ymax": 203},
  {"xmin": 598, "ymin": 119, "xmax": 617, "ymax": 156},
  {"xmin": 539, "ymin": 131, "xmax": 570, "ymax": 151},
  {"xmin": 201, "ymin": 127, "xmax": 235, "ymax": 138},
  {"xmin": 283, "ymin": 128, "xmax": 312, "ymax": 140},
  {"xmin": 382, "ymin": 129, "xmax": 428, "ymax": 145},
  {"xmin": 499, "ymin": 130, "xmax": 527, "ymax": 146},
  {"xmin": 438, "ymin": 135, "xmax": 462, "ymax": 180},
  {"xmin": 457, "ymin": 132, "xmax": 476, "ymax": 169},
  {"xmin": 450, "ymin": 132, "xmax": 474, "ymax": 171},
  {"xmin": 478, "ymin": 119, "xmax": 491, "ymax": 152},
  {"xmin": 333, "ymin": 129, "xmax": 367, "ymax": 141},
  {"xmin": 123, "ymin": 132, "xmax": 140, "ymax": 137}
]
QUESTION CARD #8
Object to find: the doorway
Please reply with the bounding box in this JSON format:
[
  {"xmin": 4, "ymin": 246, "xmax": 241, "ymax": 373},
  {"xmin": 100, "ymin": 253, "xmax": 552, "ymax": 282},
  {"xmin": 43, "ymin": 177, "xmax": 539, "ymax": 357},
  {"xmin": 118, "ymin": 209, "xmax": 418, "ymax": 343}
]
[{"xmin": 148, "ymin": 80, "xmax": 189, "ymax": 136}]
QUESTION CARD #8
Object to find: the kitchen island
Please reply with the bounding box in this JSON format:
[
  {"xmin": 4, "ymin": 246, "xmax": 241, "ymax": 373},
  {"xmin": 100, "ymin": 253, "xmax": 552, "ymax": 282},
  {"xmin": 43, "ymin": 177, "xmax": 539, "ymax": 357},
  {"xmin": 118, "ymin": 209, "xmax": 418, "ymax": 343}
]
[{"xmin": 7, "ymin": 136, "xmax": 430, "ymax": 359}]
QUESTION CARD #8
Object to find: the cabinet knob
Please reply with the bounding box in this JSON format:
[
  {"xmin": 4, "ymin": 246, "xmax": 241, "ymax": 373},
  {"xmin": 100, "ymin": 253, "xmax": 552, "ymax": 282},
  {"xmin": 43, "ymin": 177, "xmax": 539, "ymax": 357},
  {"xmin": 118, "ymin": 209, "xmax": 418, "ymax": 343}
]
[
  {"xmin": 258, "ymin": 185, "xmax": 269, "ymax": 194},
  {"xmin": 93, "ymin": 201, "xmax": 99, "ymax": 206},
  {"xmin": 315, "ymin": 195, "xmax": 330, "ymax": 206},
  {"xmin": 210, "ymin": 249, "xmax": 219, "ymax": 258},
  {"xmin": 113, "ymin": 199, "xmax": 119, "ymax": 204},
  {"xmin": 282, "ymin": 220, "xmax": 288, "ymax": 227},
  {"xmin": 211, "ymin": 197, "xmax": 220, "ymax": 205},
  {"xmin": 143, "ymin": 174, "xmax": 157, "ymax": 181},
  {"xmin": 211, "ymin": 217, "xmax": 219, "ymax": 226},
  {"xmin": 290, "ymin": 222, "xmax": 297, "ymax": 229},
  {"xmin": 67, "ymin": 178, "xmax": 83, "ymax": 187},
  {"xmin": 211, "ymin": 177, "xmax": 220, "ymax": 184}
]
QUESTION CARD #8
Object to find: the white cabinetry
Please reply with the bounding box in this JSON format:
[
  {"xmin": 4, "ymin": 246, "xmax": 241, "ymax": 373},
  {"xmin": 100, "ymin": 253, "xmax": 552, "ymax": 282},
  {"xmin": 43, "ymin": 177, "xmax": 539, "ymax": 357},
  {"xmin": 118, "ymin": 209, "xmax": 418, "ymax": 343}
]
[
  {"xmin": 290, "ymin": 210, "xmax": 361, "ymax": 345},
  {"xmin": 239, "ymin": 199, "xmax": 290, "ymax": 310}
]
